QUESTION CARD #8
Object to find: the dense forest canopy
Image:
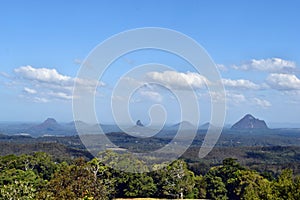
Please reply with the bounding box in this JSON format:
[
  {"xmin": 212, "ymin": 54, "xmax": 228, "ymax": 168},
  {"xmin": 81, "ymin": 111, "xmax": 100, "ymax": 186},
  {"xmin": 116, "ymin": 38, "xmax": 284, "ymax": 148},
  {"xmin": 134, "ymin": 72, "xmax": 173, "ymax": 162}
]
[{"xmin": 0, "ymin": 151, "xmax": 300, "ymax": 200}]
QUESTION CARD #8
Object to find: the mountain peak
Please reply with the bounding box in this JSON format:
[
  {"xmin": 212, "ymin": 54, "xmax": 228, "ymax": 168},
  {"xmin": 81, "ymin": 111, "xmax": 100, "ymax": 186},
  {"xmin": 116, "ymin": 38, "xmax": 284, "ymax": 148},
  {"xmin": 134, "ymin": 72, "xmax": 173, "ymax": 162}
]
[
  {"xmin": 28, "ymin": 118, "xmax": 62, "ymax": 135},
  {"xmin": 43, "ymin": 118, "xmax": 58, "ymax": 125},
  {"xmin": 136, "ymin": 120, "xmax": 144, "ymax": 127},
  {"xmin": 245, "ymin": 114, "xmax": 255, "ymax": 120},
  {"xmin": 231, "ymin": 114, "xmax": 268, "ymax": 130}
]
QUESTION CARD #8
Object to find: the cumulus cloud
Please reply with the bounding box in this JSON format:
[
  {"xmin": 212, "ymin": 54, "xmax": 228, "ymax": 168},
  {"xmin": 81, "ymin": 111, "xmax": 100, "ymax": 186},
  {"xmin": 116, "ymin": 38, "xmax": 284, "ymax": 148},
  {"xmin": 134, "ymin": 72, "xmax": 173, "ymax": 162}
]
[
  {"xmin": 200, "ymin": 91, "xmax": 272, "ymax": 109},
  {"xmin": 48, "ymin": 91, "xmax": 73, "ymax": 100},
  {"xmin": 23, "ymin": 87, "xmax": 37, "ymax": 94},
  {"xmin": 266, "ymin": 73, "xmax": 300, "ymax": 90},
  {"xmin": 226, "ymin": 92, "xmax": 246, "ymax": 104},
  {"xmin": 33, "ymin": 97, "xmax": 49, "ymax": 103},
  {"xmin": 252, "ymin": 98, "xmax": 271, "ymax": 108},
  {"xmin": 222, "ymin": 78, "xmax": 260, "ymax": 90},
  {"xmin": 12, "ymin": 65, "xmax": 105, "ymax": 102},
  {"xmin": 232, "ymin": 58, "xmax": 296, "ymax": 72},
  {"xmin": 139, "ymin": 90, "xmax": 163, "ymax": 102},
  {"xmin": 146, "ymin": 71, "xmax": 208, "ymax": 90},
  {"xmin": 114, "ymin": 77, "xmax": 144, "ymax": 91},
  {"xmin": 14, "ymin": 65, "xmax": 72, "ymax": 84},
  {"xmin": 146, "ymin": 71, "xmax": 261, "ymax": 91},
  {"xmin": 199, "ymin": 91, "xmax": 244, "ymax": 105}
]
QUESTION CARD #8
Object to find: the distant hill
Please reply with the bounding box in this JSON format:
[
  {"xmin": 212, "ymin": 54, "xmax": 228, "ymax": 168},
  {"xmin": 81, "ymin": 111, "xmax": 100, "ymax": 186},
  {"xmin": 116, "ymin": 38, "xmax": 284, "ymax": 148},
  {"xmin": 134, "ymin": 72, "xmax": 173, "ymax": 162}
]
[
  {"xmin": 231, "ymin": 114, "xmax": 268, "ymax": 130},
  {"xmin": 66, "ymin": 120, "xmax": 89, "ymax": 128},
  {"xmin": 29, "ymin": 118, "xmax": 62, "ymax": 132},
  {"xmin": 170, "ymin": 121, "xmax": 196, "ymax": 130},
  {"xmin": 0, "ymin": 142, "xmax": 93, "ymax": 160},
  {"xmin": 27, "ymin": 118, "xmax": 75, "ymax": 136},
  {"xmin": 199, "ymin": 122, "xmax": 219, "ymax": 130},
  {"xmin": 125, "ymin": 120, "xmax": 157, "ymax": 137},
  {"xmin": 136, "ymin": 120, "xmax": 144, "ymax": 127}
]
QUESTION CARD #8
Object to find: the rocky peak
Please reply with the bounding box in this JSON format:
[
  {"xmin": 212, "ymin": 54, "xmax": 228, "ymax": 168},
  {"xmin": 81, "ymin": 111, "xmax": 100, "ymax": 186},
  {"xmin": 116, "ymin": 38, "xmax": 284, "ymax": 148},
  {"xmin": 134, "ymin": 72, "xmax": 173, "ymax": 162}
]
[
  {"xmin": 231, "ymin": 114, "xmax": 268, "ymax": 130},
  {"xmin": 43, "ymin": 118, "xmax": 58, "ymax": 125},
  {"xmin": 136, "ymin": 120, "xmax": 144, "ymax": 127}
]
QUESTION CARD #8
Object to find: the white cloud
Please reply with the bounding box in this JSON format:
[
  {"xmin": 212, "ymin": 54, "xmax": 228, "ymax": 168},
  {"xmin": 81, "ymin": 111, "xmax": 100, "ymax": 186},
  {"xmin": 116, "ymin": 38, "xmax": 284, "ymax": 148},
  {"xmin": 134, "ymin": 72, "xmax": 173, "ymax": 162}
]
[
  {"xmin": 224, "ymin": 93, "xmax": 271, "ymax": 109},
  {"xmin": 216, "ymin": 64, "xmax": 228, "ymax": 71},
  {"xmin": 48, "ymin": 91, "xmax": 73, "ymax": 100},
  {"xmin": 33, "ymin": 97, "xmax": 49, "ymax": 103},
  {"xmin": 12, "ymin": 65, "xmax": 105, "ymax": 102},
  {"xmin": 222, "ymin": 78, "xmax": 260, "ymax": 90},
  {"xmin": 226, "ymin": 92, "xmax": 246, "ymax": 104},
  {"xmin": 0, "ymin": 72, "xmax": 11, "ymax": 78},
  {"xmin": 14, "ymin": 65, "xmax": 72, "ymax": 84},
  {"xmin": 199, "ymin": 91, "xmax": 244, "ymax": 105},
  {"xmin": 114, "ymin": 76, "xmax": 144, "ymax": 90},
  {"xmin": 23, "ymin": 87, "xmax": 37, "ymax": 94},
  {"xmin": 232, "ymin": 58, "xmax": 296, "ymax": 72},
  {"xmin": 252, "ymin": 98, "xmax": 271, "ymax": 108},
  {"xmin": 202, "ymin": 91, "xmax": 271, "ymax": 109},
  {"xmin": 139, "ymin": 90, "xmax": 162, "ymax": 102},
  {"xmin": 74, "ymin": 78, "xmax": 105, "ymax": 91},
  {"xmin": 146, "ymin": 70, "xmax": 208, "ymax": 90},
  {"xmin": 266, "ymin": 73, "xmax": 300, "ymax": 90}
]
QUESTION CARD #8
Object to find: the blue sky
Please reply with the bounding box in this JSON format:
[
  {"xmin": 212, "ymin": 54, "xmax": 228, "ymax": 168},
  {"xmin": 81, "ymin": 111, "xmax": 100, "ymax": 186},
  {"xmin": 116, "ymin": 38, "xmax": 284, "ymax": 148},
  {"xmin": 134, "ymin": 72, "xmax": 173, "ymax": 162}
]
[{"xmin": 0, "ymin": 0, "xmax": 300, "ymax": 125}]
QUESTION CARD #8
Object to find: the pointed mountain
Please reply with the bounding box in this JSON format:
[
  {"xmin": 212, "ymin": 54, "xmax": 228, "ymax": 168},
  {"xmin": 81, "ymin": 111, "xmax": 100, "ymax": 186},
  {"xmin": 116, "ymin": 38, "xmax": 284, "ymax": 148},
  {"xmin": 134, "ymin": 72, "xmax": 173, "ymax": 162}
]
[
  {"xmin": 231, "ymin": 114, "xmax": 268, "ymax": 130},
  {"xmin": 125, "ymin": 120, "xmax": 156, "ymax": 137},
  {"xmin": 136, "ymin": 120, "xmax": 144, "ymax": 127},
  {"xmin": 27, "ymin": 118, "xmax": 64, "ymax": 136},
  {"xmin": 34, "ymin": 118, "xmax": 61, "ymax": 131}
]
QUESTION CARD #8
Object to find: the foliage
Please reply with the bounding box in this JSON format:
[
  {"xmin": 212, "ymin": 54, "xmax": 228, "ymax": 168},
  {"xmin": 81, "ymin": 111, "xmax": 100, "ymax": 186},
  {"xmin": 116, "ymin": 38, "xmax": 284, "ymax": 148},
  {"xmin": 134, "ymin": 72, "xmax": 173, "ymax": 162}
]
[
  {"xmin": 123, "ymin": 173, "xmax": 156, "ymax": 197},
  {"xmin": 152, "ymin": 160, "xmax": 196, "ymax": 198},
  {"xmin": 37, "ymin": 158, "xmax": 108, "ymax": 200},
  {"xmin": 0, "ymin": 169, "xmax": 41, "ymax": 200},
  {"xmin": 1, "ymin": 152, "xmax": 300, "ymax": 199}
]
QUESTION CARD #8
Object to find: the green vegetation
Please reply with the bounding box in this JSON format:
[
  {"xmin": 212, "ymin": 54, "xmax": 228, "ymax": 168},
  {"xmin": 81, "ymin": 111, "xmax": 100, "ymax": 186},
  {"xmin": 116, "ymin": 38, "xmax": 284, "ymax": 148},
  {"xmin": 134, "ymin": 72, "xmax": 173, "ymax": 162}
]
[{"xmin": 1, "ymin": 152, "xmax": 300, "ymax": 200}]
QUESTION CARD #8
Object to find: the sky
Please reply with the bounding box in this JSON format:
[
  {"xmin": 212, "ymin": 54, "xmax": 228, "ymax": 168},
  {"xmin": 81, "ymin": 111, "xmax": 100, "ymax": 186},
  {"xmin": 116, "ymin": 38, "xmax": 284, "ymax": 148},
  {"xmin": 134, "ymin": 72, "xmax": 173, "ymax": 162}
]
[{"xmin": 0, "ymin": 0, "xmax": 300, "ymax": 126}]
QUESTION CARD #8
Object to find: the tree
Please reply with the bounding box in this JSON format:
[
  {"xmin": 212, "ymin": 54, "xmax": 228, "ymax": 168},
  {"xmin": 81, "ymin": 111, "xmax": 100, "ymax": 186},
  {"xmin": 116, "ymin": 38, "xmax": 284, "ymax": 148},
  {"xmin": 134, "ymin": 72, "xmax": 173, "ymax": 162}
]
[
  {"xmin": 98, "ymin": 150, "xmax": 148, "ymax": 173},
  {"xmin": 274, "ymin": 169, "xmax": 296, "ymax": 200},
  {"xmin": 219, "ymin": 158, "xmax": 244, "ymax": 199},
  {"xmin": 294, "ymin": 175, "xmax": 300, "ymax": 199},
  {"xmin": 205, "ymin": 158, "xmax": 245, "ymax": 200},
  {"xmin": 87, "ymin": 158, "xmax": 116, "ymax": 198},
  {"xmin": 205, "ymin": 167, "xmax": 228, "ymax": 200},
  {"xmin": 194, "ymin": 175, "xmax": 207, "ymax": 199},
  {"xmin": 154, "ymin": 160, "xmax": 195, "ymax": 199},
  {"xmin": 0, "ymin": 169, "xmax": 42, "ymax": 200},
  {"xmin": 38, "ymin": 158, "xmax": 108, "ymax": 200},
  {"xmin": 123, "ymin": 173, "xmax": 156, "ymax": 197},
  {"xmin": 31, "ymin": 152, "xmax": 57, "ymax": 180},
  {"xmin": 0, "ymin": 154, "xmax": 18, "ymax": 171},
  {"xmin": 230, "ymin": 170, "xmax": 276, "ymax": 200}
]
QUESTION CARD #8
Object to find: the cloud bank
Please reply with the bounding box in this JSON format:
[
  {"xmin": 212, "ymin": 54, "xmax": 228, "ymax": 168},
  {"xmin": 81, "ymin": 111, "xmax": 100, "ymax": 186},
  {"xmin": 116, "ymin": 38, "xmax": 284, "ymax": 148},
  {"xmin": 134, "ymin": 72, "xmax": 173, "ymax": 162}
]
[
  {"xmin": 13, "ymin": 65, "xmax": 104, "ymax": 102},
  {"xmin": 146, "ymin": 70, "xmax": 208, "ymax": 90},
  {"xmin": 266, "ymin": 73, "xmax": 300, "ymax": 91},
  {"xmin": 232, "ymin": 58, "xmax": 296, "ymax": 72}
]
